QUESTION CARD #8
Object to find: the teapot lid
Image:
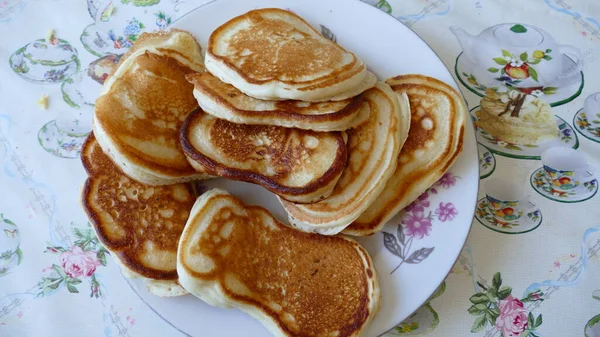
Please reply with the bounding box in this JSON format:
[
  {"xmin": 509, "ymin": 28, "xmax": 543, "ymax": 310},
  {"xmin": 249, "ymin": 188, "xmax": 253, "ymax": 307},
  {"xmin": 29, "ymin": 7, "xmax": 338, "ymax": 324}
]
[
  {"xmin": 23, "ymin": 38, "xmax": 77, "ymax": 65},
  {"xmin": 493, "ymin": 24, "xmax": 544, "ymax": 47}
]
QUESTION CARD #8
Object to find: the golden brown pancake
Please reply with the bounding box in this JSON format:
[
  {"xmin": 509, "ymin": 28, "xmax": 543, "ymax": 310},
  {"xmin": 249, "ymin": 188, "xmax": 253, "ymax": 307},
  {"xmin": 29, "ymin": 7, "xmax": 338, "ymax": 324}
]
[
  {"xmin": 205, "ymin": 8, "xmax": 374, "ymax": 102},
  {"xmin": 186, "ymin": 72, "xmax": 368, "ymax": 131},
  {"xmin": 93, "ymin": 30, "xmax": 212, "ymax": 186},
  {"xmin": 81, "ymin": 133, "xmax": 195, "ymax": 296},
  {"xmin": 344, "ymin": 75, "xmax": 466, "ymax": 236},
  {"xmin": 177, "ymin": 188, "xmax": 380, "ymax": 337},
  {"xmin": 180, "ymin": 108, "xmax": 348, "ymax": 203},
  {"xmin": 279, "ymin": 83, "xmax": 411, "ymax": 235}
]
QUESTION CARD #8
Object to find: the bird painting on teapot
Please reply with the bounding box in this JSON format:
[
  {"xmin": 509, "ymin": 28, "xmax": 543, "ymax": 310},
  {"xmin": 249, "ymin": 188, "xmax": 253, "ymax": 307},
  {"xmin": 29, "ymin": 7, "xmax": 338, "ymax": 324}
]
[{"xmin": 451, "ymin": 23, "xmax": 584, "ymax": 95}]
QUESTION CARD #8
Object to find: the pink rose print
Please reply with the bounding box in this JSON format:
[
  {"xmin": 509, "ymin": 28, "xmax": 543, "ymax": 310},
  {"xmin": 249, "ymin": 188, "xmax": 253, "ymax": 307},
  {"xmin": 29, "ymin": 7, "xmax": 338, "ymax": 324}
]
[
  {"xmin": 435, "ymin": 202, "xmax": 458, "ymax": 222},
  {"xmin": 405, "ymin": 191, "xmax": 430, "ymax": 212},
  {"xmin": 402, "ymin": 206, "xmax": 432, "ymax": 239},
  {"xmin": 495, "ymin": 295, "xmax": 528, "ymax": 337},
  {"xmin": 59, "ymin": 246, "xmax": 101, "ymax": 279},
  {"xmin": 436, "ymin": 172, "xmax": 457, "ymax": 189}
]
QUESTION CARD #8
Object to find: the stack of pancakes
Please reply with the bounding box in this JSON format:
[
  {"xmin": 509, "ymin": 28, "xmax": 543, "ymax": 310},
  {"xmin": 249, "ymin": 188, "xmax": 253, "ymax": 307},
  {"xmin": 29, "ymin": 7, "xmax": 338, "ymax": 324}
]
[{"xmin": 80, "ymin": 8, "xmax": 466, "ymax": 337}]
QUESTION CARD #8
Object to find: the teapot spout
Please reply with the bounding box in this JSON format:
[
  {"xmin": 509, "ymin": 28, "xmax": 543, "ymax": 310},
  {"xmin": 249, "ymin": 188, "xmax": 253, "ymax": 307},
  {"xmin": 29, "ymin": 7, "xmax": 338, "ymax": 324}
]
[{"xmin": 449, "ymin": 26, "xmax": 475, "ymax": 53}]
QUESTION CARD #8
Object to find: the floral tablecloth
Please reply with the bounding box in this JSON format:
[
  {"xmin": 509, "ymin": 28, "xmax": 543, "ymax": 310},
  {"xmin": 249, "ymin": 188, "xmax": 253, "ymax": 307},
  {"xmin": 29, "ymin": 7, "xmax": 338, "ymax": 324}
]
[{"xmin": 1, "ymin": 0, "xmax": 599, "ymax": 336}]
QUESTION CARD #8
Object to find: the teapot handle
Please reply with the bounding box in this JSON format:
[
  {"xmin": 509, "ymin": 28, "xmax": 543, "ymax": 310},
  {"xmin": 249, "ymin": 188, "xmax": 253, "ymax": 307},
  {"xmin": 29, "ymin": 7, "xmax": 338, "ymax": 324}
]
[{"xmin": 557, "ymin": 45, "xmax": 584, "ymax": 79}]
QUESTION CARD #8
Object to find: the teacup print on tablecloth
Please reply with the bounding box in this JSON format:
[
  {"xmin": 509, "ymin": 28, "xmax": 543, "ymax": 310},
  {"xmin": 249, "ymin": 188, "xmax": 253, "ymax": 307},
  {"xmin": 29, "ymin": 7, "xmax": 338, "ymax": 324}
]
[
  {"xmin": 80, "ymin": 0, "xmax": 175, "ymax": 57},
  {"xmin": 37, "ymin": 110, "xmax": 93, "ymax": 159},
  {"xmin": 452, "ymin": 23, "xmax": 584, "ymax": 107},
  {"xmin": 475, "ymin": 178, "xmax": 542, "ymax": 234},
  {"xmin": 530, "ymin": 147, "xmax": 598, "ymax": 203},
  {"xmin": 574, "ymin": 92, "xmax": 600, "ymax": 144},
  {"xmin": 9, "ymin": 37, "xmax": 80, "ymax": 84}
]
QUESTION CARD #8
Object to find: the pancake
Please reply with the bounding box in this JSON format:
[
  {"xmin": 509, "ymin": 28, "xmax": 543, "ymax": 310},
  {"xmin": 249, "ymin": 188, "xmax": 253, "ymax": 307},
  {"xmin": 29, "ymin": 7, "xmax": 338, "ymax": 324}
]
[
  {"xmin": 186, "ymin": 72, "xmax": 371, "ymax": 131},
  {"xmin": 180, "ymin": 108, "xmax": 348, "ymax": 203},
  {"xmin": 279, "ymin": 83, "xmax": 411, "ymax": 235},
  {"xmin": 81, "ymin": 134, "xmax": 194, "ymax": 297},
  {"xmin": 476, "ymin": 89, "xmax": 558, "ymax": 145},
  {"xmin": 344, "ymin": 74, "xmax": 466, "ymax": 236},
  {"xmin": 93, "ymin": 29, "xmax": 212, "ymax": 186},
  {"xmin": 205, "ymin": 8, "xmax": 373, "ymax": 102},
  {"xmin": 177, "ymin": 188, "xmax": 380, "ymax": 337}
]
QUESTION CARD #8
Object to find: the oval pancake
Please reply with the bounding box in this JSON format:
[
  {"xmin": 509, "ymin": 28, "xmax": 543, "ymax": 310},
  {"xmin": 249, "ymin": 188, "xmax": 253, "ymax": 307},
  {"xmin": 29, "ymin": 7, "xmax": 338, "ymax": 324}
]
[
  {"xmin": 279, "ymin": 82, "xmax": 411, "ymax": 235},
  {"xmin": 186, "ymin": 72, "xmax": 371, "ymax": 131},
  {"xmin": 344, "ymin": 75, "xmax": 466, "ymax": 236},
  {"xmin": 81, "ymin": 134, "xmax": 195, "ymax": 297},
  {"xmin": 205, "ymin": 8, "xmax": 372, "ymax": 102},
  {"xmin": 93, "ymin": 29, "xmax": 212, "ymax": 186},
  {"xmin": 177, "ymin": 188, "xmax": 380, "ymax": 337},
  {"xmin": 180, "ymin": 108, "xmax": 348, "ymax": 203}
]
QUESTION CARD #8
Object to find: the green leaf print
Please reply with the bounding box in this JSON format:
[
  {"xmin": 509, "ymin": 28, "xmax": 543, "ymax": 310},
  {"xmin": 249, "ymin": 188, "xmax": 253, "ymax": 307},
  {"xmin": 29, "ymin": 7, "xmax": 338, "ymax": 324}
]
[
  {"xmin": 527, "ymin": 312, "xmax": 534, "ymax": 328},
  {"xmin": 69, "ymin": 278, "xmax": 82, "ymax": 285},
  {"xmin": 535, "ymin": 314, "xmax": 542, "ymax": 328},
  {"xmin": 520, "ymin": 52, "xmax": 528, "ymax": 62},
  {"xmin": 510, "ymin": 24, "xmax": 528, "ymax": 33},
  {"xmin": 502, "ymin": 49, "xmax": 512, "ymax": 58},
  {"xmin": 529, "ymin": 67, "xmax": 539, "ymax": 82},
  {"xmin": 487, "ymin": 67, "xmax": 500, "ymax": 73},
  {"xmin": 3, "ymin": 218, "xmax": 16, "ymax": 226},
  {"xmin": 471, "ymin": 315, "xmax": 487, "ymax": 332},
  {"xmin": 468, "ymin": 305, "xmax": 482, "ymax": 315},
  {"xmin": 470, "ymin": 293, "xmax": 488, "ymax": 304},
  {"xmin": 492, "ymin": 272, "xmax": 501, "ymax": 290},
  {"xmin": 66, "ymin": 283, "xmax": 79, "ymax": 293},
  {"xmin": 97, "ymin": 249, "xmax": 108, "ymax": 266},
  {"xmin": 543, "ymin": 55, "xmax": 552, "ymax": 61},
  {"xmin": 16, "ymin": 248, "xmax": 23, "ymax": 264},
  {"xmin": 497, "ymin": 286, "xmax": 512, "ymax": 299},
  {"xmin": 523, "ymin": 144, "xmax": 538, "ymax": 148},
  {"xmin": 493, "ymin": 57, "xmax": 508, "ymax": 65}
]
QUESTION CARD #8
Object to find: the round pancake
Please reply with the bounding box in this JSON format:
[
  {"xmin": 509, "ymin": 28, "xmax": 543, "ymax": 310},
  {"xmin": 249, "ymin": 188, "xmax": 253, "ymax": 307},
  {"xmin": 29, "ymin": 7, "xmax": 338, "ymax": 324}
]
[
  {"xmin": 180, "ymin": 108, "xmax": 348, "ymax": 203},
  {"xmin": 81, "ymin": 134, "xmax": 194, "ymax": 296},
  {"xmin": 177, "ymin": 188, "xmax": 380, "ymax": 337},
  {"xmin": 279, "ymin": 82, "xmax": 411, "ymax": 235},
  {"xmin": 344, "ymin": 74, "xmax": 466, "ymax": 236},
  {"xmin": 205, "ymin": 8, "xmax": 371, "ymax": 102},
  {"xmin": 187, "ymin": 72, "xmax": 370, "ymax": 131},
  {"xmin": 93, "ymin": 30, "xmax": 212, "ymax": 186}
]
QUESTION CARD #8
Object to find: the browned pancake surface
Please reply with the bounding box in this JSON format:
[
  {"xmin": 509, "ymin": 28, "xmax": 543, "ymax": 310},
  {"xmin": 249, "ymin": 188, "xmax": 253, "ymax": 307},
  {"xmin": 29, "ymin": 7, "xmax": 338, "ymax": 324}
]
[
  {"xmin": 180, "ymin": 192, "xmax": 375, "ymax": 336},
  {"xmin": 96, "ymin": 52, "xmax": 198, "ymax": 177},
  {"xmin": 347, "ymin": 75, "xmax": 465, "ymax": 233},
  {"xmin": 208, "ymin": 8, "xmax": 363, "ymax": 89},
  {"xmin": 187, "ymin": 72, "xmax": 364, "ymax": 122},
  {"xmin": 180, "ymin": 109, "xmax": 347, "ymax": 202},
  {"xmin": 82, "ymin": 134, "xmax": 195, "ymax": 279}
]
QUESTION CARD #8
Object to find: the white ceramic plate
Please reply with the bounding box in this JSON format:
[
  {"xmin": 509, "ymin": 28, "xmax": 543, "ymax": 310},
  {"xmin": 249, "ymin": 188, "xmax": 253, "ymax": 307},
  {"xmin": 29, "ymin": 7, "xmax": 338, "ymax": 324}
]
[{"xmin": 128, "ymin": 0, "xmax": 479, "ymax": 336}]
